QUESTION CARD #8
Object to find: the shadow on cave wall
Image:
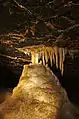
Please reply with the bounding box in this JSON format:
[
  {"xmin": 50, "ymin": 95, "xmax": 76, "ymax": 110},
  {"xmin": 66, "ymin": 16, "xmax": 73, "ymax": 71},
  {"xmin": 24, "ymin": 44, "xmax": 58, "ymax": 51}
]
[
  {"xmin": 0, "ymin": 62, "xmax": 22, "ymax": 103},
  {"xmin": 61, "ymin": 53, "xmax": 79, "ymax": 106},
  {"xmin": 0, "ymin": 63, "xmax": 21, "ymax": 89},
  {"xmin": 48, "ymin": 52, "xmax": 79, "ymax": 106}
]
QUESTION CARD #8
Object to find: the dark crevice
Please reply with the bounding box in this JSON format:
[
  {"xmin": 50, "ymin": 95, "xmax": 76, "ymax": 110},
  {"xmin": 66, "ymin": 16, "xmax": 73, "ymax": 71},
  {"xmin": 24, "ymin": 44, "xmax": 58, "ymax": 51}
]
[
  {"xmin": 0, "ymin": 63, "xmax": 22, "ymax": 89},
  {"xmin": 61, "ymin": 53, "xmax": 79, "ymax": 106},
  {"xmin": 0, "ymin": 62, "xmax": 22, "ymax": 103}
]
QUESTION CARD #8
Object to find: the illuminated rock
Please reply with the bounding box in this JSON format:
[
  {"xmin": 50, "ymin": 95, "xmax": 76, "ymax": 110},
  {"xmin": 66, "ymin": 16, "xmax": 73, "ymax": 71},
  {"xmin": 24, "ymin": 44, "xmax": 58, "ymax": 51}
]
[
  {"xmin": 17, "ymin": 45, "xmax": 67, "ymax": 75},
  {"xmin": 0, "ymin": 64, "xmax": 68, "ymax": 119}
]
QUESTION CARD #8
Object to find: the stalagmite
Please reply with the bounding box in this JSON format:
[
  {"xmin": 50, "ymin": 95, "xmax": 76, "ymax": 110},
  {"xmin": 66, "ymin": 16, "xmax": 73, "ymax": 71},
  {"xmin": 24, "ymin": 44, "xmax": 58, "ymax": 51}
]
[{"xmin": 0, "ymin": 64, "xmax": 69, "ymax": 119}]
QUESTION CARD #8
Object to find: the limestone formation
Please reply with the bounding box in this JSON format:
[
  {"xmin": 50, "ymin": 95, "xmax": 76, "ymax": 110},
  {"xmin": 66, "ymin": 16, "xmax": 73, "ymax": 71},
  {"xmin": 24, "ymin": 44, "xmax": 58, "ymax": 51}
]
[
  {"xmin": 17, "ymin": 45, "xmax": 67, "ymax": 75},
  {"xmin": 0, "ymin": 64, "xmax": 68, "ymax": 119}
]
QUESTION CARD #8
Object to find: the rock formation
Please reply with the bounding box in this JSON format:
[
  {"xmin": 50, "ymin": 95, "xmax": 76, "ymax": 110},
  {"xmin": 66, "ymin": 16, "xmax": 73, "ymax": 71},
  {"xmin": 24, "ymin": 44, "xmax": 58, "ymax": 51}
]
[
  {"xmin": 17, "ymin": 45, "xmax": 67, "ymax": 75},
  {"xmin": 0, "ymin": 64, "xmax": 68, "ymax": 119}
]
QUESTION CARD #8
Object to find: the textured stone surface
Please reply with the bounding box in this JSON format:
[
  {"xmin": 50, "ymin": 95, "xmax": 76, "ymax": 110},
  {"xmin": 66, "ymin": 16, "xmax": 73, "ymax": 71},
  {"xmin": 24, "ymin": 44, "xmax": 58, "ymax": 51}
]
[{"xmin": 0, "ymin": 64, "xmax": 68, "ymax": 119}]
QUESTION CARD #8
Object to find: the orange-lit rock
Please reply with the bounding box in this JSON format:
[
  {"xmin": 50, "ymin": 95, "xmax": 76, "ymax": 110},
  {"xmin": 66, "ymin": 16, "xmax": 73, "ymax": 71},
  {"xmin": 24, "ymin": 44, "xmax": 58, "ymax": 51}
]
[{"xmin": 0, "ymin": 64, "xmax": 68, "ymax": 119}]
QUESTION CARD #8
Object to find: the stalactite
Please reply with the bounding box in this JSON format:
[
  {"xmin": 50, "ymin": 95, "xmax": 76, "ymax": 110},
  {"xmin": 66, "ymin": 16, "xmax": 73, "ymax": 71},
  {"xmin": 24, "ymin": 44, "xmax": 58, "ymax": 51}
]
[
  {"xmin": 41, "ymin": 51, "xmax": 45, "ymax": 65},
  {"xmin": 52, "ymin": 51, "xmax": 55, "ymax": 65},
  {"xmin": 31, "ymin": 52, "xmax": 39, "ymax": 64},
  {"xmin": 54, "ymin": 53, "xmax": 56, "ymax": 65},
  {"xmin": 59, "ymin": 48, "xmax": 63, "ymax": 75},
  {"xmin": 31, "ymin": 52, "xmax": 35, "ymax": 64},
  {"xmin": 48, "ymin": 48, "xmax": 53, "ymax": 67},
  {"xmin": 61, "ymin": 48, "xmax": 64, "ymax": 76},
  {"xmin": 51, "ymin": 47, "xmax": 55, "ymax": 65},
  {"xmin": 58, "ymin": 51, "xmax": 60, "ymax": 69},
  {"xmin": 50, "ymin": 51, "xmax": 53, "ymax": 67},
  {"xmin": 62, "ymin": 48, "xmax": 67, "ymax": 75},
  {"xmin": 35, "ymin": 53, "xmax": 39, "ymax": 64},
  {"xmin": 62, "ymin": 48, "xmax": 65, "ymax": 75},
  {"xmin": 28, "ymin": 45, "xmax": 67, "ymax": 76},
  {"xmin": 64, "ymin": 49, "xmax": 67, "ymax": 58},
  {"xmin": 44, "ymin": 50, "xmax": 48, "ymax": 64},
  {"xmin": 63, "ymin": 48, "xmax": 66, "ymax": 62},
  {"xmin": 54, "ymin": 47, "xmax": 59, "ymax": 69},
  {"xmin": 44, "ymin": 49, "xmax": 49, "ymax": 67},
  {"xmin": 59, "ymin": 48, "xmax": 66, "ymax": 75},
  {"xmin": 39, "ymin": 51, "xmax": 42, "ymax": 64}
]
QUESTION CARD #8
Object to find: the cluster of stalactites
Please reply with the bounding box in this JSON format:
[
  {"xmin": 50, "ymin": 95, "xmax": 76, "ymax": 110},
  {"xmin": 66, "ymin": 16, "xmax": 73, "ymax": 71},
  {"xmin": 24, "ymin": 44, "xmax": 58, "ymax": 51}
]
[{"xmin": 30, "ymin": 46, "xmax": 67, "ymax": 75}]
